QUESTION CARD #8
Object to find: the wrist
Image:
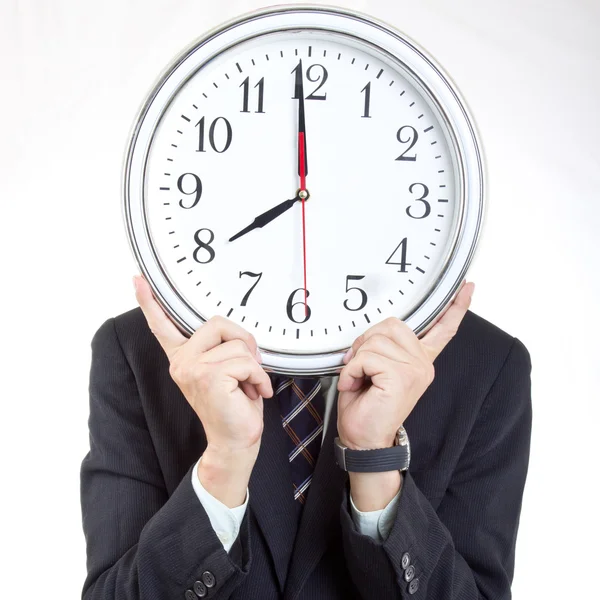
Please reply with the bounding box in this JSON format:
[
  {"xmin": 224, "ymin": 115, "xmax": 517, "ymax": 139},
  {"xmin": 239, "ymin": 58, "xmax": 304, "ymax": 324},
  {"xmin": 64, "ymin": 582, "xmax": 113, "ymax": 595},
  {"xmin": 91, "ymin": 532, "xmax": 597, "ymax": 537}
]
[
  {"xmin": 349, "ymin": 470, "xmax": 403, "ymax": 512},
  {"xmin": 197, "ymin": 444, "xmax": 257, "ymax": 508}
]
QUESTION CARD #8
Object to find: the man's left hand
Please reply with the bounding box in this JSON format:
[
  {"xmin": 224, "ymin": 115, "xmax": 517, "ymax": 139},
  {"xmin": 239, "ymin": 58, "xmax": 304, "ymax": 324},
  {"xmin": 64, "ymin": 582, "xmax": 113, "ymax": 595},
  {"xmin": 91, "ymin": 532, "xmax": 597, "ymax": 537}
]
[{"xmin": 338, "ymin": 281, "xmax": 475, "ymax": 451}]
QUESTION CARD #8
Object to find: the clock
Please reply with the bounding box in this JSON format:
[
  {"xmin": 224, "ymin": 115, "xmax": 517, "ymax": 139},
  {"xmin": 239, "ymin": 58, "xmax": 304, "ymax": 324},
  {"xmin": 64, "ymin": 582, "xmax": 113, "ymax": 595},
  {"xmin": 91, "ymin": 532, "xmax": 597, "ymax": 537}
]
[{"xmin": 122, "ymin": 5, "xmax": 485, "ymax": 376}]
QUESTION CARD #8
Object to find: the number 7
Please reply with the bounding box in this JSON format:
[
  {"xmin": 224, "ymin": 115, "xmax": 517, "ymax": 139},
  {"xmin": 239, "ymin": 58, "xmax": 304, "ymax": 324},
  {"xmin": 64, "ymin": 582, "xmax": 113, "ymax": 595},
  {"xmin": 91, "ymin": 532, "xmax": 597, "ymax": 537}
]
[{"xmin": 239, "ymin": 271, "xmax": 263, "ymax": 306}]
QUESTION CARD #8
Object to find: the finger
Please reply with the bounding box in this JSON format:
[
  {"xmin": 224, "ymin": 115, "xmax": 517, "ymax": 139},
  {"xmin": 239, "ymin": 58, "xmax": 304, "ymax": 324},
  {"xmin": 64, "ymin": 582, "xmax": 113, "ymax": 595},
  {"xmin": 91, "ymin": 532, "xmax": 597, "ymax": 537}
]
[
  {"xmin": 201, "ymin": 341, "xmax": 263, "ymax": 400},
  {"xmin": 338, "ymin": 350, "xmax": 392, "ymax": 393},
  {"xmin": 134, "ymin": 274, "xmax": 187, "ymax": 358},
  {"xmin": 344, "ymin": 317, "xmax": 422, "ymax": 365},
  {"xmin": 354, "ymin": 333, "xmax": 414, "ymax": 365},
  {"xmin": 198, "ymin": 339, "xmax": 257, "ymax": 364},
  {"xmin": 241, "ymin": 380, "xmax": 260, "ymax": 401},
  {"xmin": 187, "ymin": 315, "xmax": 260, "ymax": 358},
  {"xmin": 420, "ymin": 281, "xmax": 474, "ymax": 362},
  {"xmin": 218, "ymin": 357, "xmax": 273, "ymax": 399}
]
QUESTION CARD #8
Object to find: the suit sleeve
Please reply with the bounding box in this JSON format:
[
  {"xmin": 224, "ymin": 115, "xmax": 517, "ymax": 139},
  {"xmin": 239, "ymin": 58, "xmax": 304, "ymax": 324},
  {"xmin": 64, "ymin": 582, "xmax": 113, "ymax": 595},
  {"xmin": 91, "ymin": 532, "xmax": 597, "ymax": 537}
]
[
  {"xmin": 338, "ymin": 337, "xmax": 532, "ymax": 599},
  {"xmin": 80, "ymin": 317, "xmax": 253, "ymax": 600}
]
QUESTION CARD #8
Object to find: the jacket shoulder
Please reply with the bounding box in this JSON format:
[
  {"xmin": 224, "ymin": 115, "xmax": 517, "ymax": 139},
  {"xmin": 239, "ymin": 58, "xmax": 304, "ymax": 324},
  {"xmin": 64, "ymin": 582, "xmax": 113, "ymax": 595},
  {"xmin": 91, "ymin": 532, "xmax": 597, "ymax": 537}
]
[
  {"xmin": 91, "ymin": 306, "xmax": 167, "ymax": 373},
  {"xmin": 112, "ymin": 305, "xmax": 152, "ymax": 338},
  {"xmin": 437, "ymin": 308, "xmax": 531, "ymax": 388},
  {"xmin": 458, "ymin": 309, "xmax": 530, "ymax": 354}
]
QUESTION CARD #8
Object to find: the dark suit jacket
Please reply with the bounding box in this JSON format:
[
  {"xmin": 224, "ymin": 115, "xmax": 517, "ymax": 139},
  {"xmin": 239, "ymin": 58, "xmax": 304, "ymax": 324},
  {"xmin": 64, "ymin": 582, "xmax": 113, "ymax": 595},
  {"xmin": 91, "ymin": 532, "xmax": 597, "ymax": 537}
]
[{"xmin": 80, "ymin": 307, "xmax": 532, "ymax": 599}]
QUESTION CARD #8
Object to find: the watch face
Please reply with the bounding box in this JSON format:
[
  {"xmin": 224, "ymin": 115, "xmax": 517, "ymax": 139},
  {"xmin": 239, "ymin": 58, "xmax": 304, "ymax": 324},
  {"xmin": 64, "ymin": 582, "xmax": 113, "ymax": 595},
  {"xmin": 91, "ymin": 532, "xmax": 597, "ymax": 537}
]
[{"xmin": 124, "ymin": 7, "xmax": 484, "ymax": 374}]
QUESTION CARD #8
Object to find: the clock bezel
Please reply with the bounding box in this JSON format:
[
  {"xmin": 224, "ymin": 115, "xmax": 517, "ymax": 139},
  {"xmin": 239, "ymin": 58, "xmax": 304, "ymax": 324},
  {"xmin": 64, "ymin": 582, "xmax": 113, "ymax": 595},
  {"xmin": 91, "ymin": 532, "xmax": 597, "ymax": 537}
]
[{"xmin": 122, "ymin": 4, "xmax": 485, "ymax": 375}]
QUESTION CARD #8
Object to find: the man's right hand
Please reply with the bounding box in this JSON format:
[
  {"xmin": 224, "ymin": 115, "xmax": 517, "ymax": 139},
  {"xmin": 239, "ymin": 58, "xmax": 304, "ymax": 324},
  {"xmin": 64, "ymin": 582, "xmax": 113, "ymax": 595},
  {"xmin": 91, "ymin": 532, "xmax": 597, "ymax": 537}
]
[{"xmin": 133, "ymin": 274, "xmax": 273, "ymax": 507}]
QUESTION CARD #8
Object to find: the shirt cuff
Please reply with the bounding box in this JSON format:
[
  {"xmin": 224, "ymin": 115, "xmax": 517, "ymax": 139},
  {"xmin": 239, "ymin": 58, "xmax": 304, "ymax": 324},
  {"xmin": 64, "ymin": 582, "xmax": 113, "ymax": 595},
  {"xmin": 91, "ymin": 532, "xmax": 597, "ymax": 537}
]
[
  {"xmin": 349, "ymin": 477, "xmax": 403, "ymax": 542},
  {"xmin": 191, "ymin": 455, "xmax": 250, "ymax": 553}
]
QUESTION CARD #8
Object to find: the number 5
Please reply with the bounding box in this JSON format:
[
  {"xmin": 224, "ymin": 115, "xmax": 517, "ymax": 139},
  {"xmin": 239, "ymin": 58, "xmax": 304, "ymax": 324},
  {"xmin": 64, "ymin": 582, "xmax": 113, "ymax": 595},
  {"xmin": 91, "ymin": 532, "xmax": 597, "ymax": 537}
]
[{"xmin": 343, "ymin": 275, "xmax": 368, "ymax": 311}]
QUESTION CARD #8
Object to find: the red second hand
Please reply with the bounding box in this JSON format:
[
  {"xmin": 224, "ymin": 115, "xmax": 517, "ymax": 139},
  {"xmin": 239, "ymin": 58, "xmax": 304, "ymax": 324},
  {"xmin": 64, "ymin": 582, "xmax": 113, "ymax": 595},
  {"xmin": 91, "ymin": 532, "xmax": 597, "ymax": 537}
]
[{"xmin": 298, "ymin": 131, "xmax": 308, "ymax": 317}]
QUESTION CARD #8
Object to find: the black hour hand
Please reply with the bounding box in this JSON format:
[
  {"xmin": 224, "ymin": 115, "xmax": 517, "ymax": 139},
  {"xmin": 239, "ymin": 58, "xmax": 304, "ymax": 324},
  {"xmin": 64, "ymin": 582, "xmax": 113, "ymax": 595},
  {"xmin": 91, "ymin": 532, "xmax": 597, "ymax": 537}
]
[{"xmin": 229, "ymin": 194, "xmax": 301, "ymax": 242}]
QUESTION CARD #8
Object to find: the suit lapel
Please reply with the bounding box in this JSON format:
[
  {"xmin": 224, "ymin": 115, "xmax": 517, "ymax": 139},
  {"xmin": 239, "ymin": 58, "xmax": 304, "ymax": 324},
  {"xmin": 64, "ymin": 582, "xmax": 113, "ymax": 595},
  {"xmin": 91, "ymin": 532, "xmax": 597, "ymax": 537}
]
[
  {"xmin": 248, "ymin": 394, "xmax": 299, "ymax": 594},
  {"xmin": 283, "ymin": 393, "xmax": 348, "ymax": 600}
]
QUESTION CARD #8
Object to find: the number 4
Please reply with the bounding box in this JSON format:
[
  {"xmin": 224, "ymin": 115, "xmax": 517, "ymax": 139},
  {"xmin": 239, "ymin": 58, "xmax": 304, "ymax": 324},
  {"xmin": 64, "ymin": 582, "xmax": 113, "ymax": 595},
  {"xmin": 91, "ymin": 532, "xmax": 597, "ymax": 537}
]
[{"xmin": 385, "ymin": 238, "xmax": 411, "ymax": 272}]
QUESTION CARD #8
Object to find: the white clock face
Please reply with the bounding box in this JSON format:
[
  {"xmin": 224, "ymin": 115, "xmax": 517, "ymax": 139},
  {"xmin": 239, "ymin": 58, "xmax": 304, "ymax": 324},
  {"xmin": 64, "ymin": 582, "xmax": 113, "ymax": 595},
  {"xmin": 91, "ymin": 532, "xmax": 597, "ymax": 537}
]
[{"xmin": 144, "ymin": 30, "xmax": 460, "ymax": 354}]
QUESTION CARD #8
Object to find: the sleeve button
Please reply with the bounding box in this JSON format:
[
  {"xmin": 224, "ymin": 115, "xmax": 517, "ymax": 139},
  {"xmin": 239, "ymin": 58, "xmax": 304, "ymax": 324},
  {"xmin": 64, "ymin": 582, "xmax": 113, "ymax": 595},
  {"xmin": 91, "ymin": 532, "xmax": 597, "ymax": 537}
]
[
  {"xmin": 401, "ymin": 552, "xmax": 411, "ymax": 570},
  {"xmin": 408, "ymin": 577, "xmax": 420, "ymax": 594},
  {"xmin": 193, "ymin": 580, "xmax": 207, "ymax": 597},
  {"xmin": 404, "ymin": 564, "xmax": 415, "ymax": 582},
  {"xmin": 202, "ymin": 570, "xmax": 216, "ymax": 588},
  {"xmin": 185, "ymin": 590, "xmax": 196, "ymax": 600}
]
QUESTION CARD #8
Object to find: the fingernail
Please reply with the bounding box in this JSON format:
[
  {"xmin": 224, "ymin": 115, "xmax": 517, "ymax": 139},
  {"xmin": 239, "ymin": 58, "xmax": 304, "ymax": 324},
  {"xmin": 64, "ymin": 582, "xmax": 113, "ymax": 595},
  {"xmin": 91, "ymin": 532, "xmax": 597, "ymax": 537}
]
[
  {"xmin": 132, "ymin": 276, "xmax": 139, "ymax": 291},
  {"xmin": 343, "ymin": 347, "xmax": 353, "ymax": 363},
  {"xmin": 256, "ymin": 348, "xmax": 262, "ymax": 363}
]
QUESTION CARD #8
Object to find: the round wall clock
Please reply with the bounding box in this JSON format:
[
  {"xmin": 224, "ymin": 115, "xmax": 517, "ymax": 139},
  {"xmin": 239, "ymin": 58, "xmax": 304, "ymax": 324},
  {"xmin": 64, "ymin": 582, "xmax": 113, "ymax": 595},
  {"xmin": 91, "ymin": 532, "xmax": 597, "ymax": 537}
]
[{"xmin": 122, "ymin": 4, "xmax": 485, "ymax": 375}]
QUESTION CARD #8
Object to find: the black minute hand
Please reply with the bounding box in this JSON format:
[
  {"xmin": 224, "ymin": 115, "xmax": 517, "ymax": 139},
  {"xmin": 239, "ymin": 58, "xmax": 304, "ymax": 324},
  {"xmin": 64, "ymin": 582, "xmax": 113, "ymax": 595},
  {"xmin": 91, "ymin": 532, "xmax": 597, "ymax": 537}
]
[
  {"xmin": 228, "ymin": 193, "xmax": 301, "ymax": 242},
  {"xmin": 295, "ymin": 58, "xmax": 308, "ymax": 177}
]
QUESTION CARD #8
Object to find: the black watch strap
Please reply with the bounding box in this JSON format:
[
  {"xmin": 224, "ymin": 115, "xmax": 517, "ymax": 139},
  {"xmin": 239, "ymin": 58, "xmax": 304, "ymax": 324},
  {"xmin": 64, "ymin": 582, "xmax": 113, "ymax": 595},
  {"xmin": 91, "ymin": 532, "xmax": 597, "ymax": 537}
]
[{"xmin": 334, "ymin": 437, "xmax": 410, "ymax": 473}]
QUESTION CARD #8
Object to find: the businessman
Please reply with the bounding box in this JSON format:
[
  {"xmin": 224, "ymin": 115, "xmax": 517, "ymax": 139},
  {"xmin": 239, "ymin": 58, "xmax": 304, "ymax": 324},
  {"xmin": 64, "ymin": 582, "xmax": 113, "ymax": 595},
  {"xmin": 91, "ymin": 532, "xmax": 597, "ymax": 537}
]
[{"xmin": 80, "ymin": 275, "xmax": 532, "ymax": 599}]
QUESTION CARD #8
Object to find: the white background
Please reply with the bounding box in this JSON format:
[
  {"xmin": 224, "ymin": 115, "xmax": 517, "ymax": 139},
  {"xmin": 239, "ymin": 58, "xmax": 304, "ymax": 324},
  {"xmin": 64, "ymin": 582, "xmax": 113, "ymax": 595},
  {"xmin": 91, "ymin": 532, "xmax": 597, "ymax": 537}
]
[{"xmin": 1, "ymin": 1, "xmax": 598, "ymax": 598}]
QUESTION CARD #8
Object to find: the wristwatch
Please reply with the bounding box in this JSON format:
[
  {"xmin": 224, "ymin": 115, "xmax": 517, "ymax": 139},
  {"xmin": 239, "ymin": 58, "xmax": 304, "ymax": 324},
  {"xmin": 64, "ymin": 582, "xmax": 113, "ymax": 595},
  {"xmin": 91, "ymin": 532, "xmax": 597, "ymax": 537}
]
[{"xmin": 334, "ymin": 426, "xmax": 411, "ymax": 473}]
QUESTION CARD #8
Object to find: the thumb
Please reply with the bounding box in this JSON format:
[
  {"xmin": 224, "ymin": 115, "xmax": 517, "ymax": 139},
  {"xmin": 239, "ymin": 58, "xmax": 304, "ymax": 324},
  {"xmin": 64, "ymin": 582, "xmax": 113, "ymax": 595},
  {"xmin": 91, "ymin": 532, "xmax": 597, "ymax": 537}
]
[{"xmin": 133, "ymin": 275, "xmax": 188, "ymax": 360}]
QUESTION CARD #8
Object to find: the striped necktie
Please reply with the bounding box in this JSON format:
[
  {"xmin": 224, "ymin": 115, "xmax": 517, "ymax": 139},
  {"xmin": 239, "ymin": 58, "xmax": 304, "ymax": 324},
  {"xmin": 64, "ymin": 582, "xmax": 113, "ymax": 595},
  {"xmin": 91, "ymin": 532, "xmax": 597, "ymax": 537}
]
[{"xmin": 273, "ymin": 376, "xmax": 326, "ymax": 510}]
